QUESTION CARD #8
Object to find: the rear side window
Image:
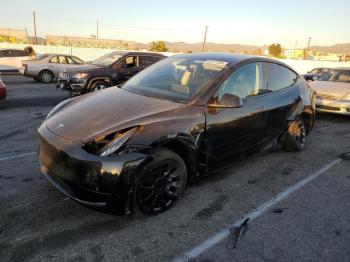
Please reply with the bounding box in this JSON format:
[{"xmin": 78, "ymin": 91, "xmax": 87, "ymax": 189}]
[
  {"xmin": 266, "ymin": 63, "xmax": 298, "ymax": 91},
  {"xmin": 139, "ymin": 56, "xmax": 161, "ymax": 67}
]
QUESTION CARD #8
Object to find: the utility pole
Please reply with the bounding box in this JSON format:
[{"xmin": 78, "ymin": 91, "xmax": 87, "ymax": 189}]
[
  {"xmin": 33, "ymin": 10, "xmax": 38, "ymax": 45},
  {"xmin": 294, "ymin": 40, "xmax": 297, "ymax": 50},
  {"xmin": 305, "ymin": 36, "xmax": 312, "ymax": 60},
  {"xmin": 96, "ymin": 20, "xmax": 99, "ymax": 39},
  {"xmin": 202, "ymin": 25, "xmax": 208, "ymax": 52}
]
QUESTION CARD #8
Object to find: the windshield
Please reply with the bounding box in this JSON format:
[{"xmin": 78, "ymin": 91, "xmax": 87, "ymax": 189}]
[
  {"xmin": 122, "ymin": 57, "xmax": 228, "ymax": 102},
  {"xmin": 91, "ymin": 52, "xmax": 123, "ymax": 67},
  {"xmin": 319, "ymin": 70, "xmax": 350, "ymax": 83}
]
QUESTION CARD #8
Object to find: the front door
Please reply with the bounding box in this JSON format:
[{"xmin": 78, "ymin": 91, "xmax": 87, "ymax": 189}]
[
  {"xmin": 48, "ymin": 56, "xmax": 68, "ymax": 77},
  {"xmin": 116, "ymin": 56, "xmax": 139, "ymax": 83},
  {"xmin": 205, "ymin": 62, "xmax": 269, "ymax": 170}
]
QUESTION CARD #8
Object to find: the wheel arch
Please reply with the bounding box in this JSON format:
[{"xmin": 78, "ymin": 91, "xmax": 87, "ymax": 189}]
[
  {"xmin": 153, "ymin": 138, "xmax": 197, "ymax": 183},
  {"xmin": 87, "ymin": 77, "xmax": 113, "ymax": 90},
  {"xmin": 301, "ymin": 106, "xmax": 315, "ymax": 135}
]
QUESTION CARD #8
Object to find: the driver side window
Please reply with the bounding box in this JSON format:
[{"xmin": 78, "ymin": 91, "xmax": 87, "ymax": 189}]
[
  {"xmin": 213, "ymin": 63, "xmax": 262, "ymax": 103},
  {"xmin": 124, "ymin": 56, "xmax": 137, "ymax": 68}
]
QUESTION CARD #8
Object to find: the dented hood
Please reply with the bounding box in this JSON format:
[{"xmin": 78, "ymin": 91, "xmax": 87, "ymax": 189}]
[{"xmin": 46, "ymin": 87, "xmax": 183, "ymax": 142}]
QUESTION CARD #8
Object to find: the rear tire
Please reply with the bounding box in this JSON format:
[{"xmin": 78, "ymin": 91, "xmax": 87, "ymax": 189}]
[
  {"xmin": 39, "ymin": 70, "xmax": 54, "ymax": 83},
  {"xmin": 132, "ymin": 148, "xmax": 187, "ymax": 218},
  {"xmin": 282, "ymin": 117, "xmax": 306, "ymax": 152}
]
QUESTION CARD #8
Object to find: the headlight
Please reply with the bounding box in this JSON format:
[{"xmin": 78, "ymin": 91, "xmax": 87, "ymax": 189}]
[
  {"xmin": 71, "ymin": 72, "xmax": 88, "ymax": 79},
  {"xmin": 85, "ymin": 127, "xmax": 138, "ymax": 157},
  {"xmin": 46, "ymin": 98, "xmax": 73, "ymax": 119}
]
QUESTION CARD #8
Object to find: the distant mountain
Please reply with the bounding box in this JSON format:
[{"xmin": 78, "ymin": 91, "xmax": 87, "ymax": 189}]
[
  {"xmin": 310, "ymin": 43, "xmax": 350, "ymax": 54},
  {"xmin": 140, "ymin": 41, "xmax": 350, "ymax": 54},
  {"xmin": 137, "ymin": 41, "xmax": 261, "ymax": 53}
]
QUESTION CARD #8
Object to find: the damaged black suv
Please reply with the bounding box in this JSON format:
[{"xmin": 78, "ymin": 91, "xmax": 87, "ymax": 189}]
[{"xmin": 57, "ymin": 51, "xmax": 165, "ymax": 96}]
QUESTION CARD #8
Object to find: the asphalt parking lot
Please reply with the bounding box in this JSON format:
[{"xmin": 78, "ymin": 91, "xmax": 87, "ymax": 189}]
[{"xmin": 0, "ymin": 75, "xmax": 349, "ymax": 262}]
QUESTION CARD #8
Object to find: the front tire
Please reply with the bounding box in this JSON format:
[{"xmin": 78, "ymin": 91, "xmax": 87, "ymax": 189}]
[
  {"xmin": 282, "ymin": 117, "xmax": 306, "ymax": 152},
  {"xmin": 90, "ymin": 81, "xmax": 109, "ymax": 92},
  {"xmin": 133, "ymin": 148, "xmax": 187, "ymax": 217},
  {"xmin": 39, "ymin": 70, "xmax": 54, "ymax": 83}
]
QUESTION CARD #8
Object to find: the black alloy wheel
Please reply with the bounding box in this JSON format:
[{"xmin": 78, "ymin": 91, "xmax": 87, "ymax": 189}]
[{"xmin": 134, "ymin": 149, "xmax": 187, "ymax": 216}]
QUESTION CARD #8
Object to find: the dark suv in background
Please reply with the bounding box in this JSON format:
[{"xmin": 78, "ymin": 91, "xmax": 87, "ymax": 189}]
[{"xmin": 57, "ymin": 51, "xmax": 165, "ymax": 95}]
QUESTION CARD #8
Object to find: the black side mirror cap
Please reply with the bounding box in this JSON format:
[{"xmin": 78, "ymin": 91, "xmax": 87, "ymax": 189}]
[{"xmin": 208, "ymin": 93, "xmax": 243, "ymax": 108}]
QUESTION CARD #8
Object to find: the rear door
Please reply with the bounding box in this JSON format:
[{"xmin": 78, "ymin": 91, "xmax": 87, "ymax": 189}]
[
  {"xmin": 139, "ymin": 55, "xmax": 162, "ymax": 71},
  {"xmin": 261, "ymin": 62, "xmax": 301, "ymax": 142},
  {"xmin": 205, "ymin": 62, "xmax": 269, "ymax": 170}
]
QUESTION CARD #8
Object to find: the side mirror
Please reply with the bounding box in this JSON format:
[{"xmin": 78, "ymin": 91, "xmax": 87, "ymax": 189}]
[
  {"xmin": 312, "ymin": 75, "xmax": 319, "ymax": 81},
  {"xmin": 208, "ymin": 93, "xmax": 243, "ymax": 108}
]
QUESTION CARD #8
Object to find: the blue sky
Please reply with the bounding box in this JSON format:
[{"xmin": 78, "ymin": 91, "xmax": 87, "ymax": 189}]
[{"xmin": 1, "ymin": 0, "xmax": 349, "ymax": 48}]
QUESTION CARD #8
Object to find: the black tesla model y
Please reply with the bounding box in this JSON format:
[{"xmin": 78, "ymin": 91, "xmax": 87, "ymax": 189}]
[{"xmin": 38, "ymin": 53, "xmax": 315, "ymax": 216}]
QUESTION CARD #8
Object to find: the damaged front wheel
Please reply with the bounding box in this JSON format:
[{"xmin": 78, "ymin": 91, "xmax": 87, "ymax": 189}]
[
  {"xmin": 282, "ymin": 117, "xmax": 306, "ymax": 152},
  {"xmin": 133, "ymin": 148, "xmax": 187, "ymax": 217}
]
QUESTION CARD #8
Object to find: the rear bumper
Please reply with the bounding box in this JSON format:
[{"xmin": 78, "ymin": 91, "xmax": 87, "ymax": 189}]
[
  {"xmin": 38, "ymin": 124, "xmax": 152, "ymax": 210},
  {"xmin": 316, "ymin": 98, "xmax": 350, "ymax": 115}
]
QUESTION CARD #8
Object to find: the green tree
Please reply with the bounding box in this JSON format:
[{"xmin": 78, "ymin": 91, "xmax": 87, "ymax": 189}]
[
  {"xmin": 268, "ymin": 43, "xmax": 283, "ymax": 57},
  {"xmin": 149, "ymin": 41, "xmax": 168, "ymax": 52}
]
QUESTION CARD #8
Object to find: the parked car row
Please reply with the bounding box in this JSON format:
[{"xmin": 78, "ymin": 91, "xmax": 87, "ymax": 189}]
[{"xmin": 18, "ymin": 51, "xmax": 165, "ymax": 96}]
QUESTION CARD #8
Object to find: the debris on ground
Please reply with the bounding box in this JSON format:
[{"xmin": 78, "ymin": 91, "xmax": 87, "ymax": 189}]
[
  {"xmin": 230, "ymin": 218, "xmax": 249, "ymax": 249},
  {"xmin": 339, "ymin": 152, "xmax": 350, "ymax": 160}
]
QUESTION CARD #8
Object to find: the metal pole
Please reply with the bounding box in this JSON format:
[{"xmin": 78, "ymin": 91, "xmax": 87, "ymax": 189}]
[
  {"xmin": 305, "ymin": 37, "xmax": 312, "ymax": 60},
  {"xmin": 202, "ymin": 25, "xmax": 208, "ymax": 52},
  {"xmin": 33, "ymin": 10, "xmax": 38, "ymax": 45},
  {"xmin": 97, "ymin": 20, "xmax": 99, "ymax": 39}
]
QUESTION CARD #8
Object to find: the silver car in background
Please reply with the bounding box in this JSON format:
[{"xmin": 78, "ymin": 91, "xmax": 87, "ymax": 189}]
[
  {"xmin": 310, "ymin": 68, "xmax": 350, "ymax": 115},
  {"xmin": 19, "ymin": 54, "xmax": 85, "ymax": 83}
]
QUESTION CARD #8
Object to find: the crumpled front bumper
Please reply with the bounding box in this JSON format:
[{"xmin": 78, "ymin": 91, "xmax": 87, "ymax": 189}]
[
  {"xmin": 57, "ymin": 78, "xmax": 87, "ymax": 91},
  {"xmin": 38, "ymin": 125, "xmax": 152, "ymax": 211}
]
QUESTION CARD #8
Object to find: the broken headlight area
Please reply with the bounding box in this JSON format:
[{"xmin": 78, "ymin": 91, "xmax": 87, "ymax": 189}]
[{"xmin": 83, "ymin": 126, "xmax": 139, "ymax": 157}]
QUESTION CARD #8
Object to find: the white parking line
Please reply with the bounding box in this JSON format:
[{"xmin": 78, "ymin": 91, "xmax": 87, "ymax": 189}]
[
  {"xmin": 173, "ymin": 158, "xmax": 343, "ymax": 262},
  {"xmin": 0, "ymin": 152, "xmax": 37, "ymax": 162}
]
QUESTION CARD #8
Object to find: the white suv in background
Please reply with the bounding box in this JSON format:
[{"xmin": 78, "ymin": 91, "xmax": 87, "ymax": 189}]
[{"xmin": 0, "ymin": 48, "xmax": 32, "ymax": 73}]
